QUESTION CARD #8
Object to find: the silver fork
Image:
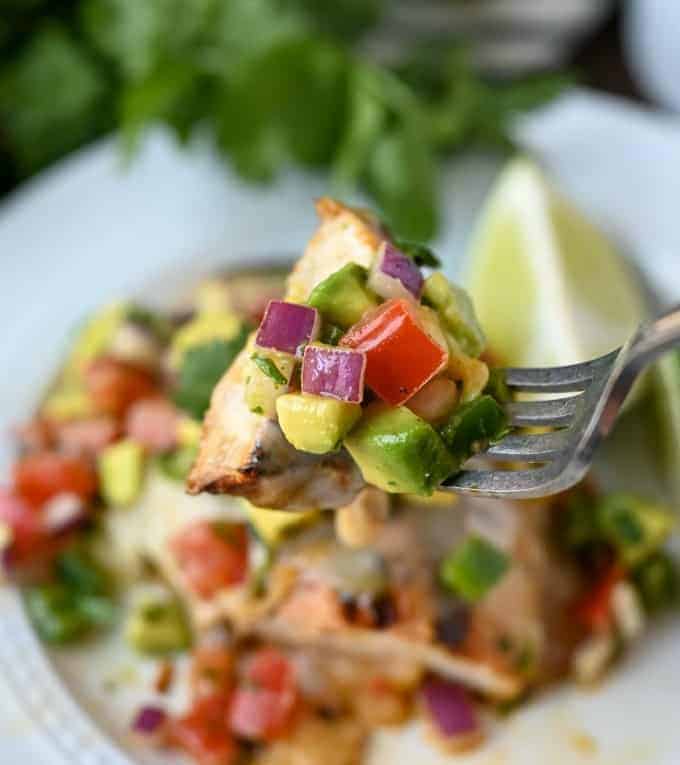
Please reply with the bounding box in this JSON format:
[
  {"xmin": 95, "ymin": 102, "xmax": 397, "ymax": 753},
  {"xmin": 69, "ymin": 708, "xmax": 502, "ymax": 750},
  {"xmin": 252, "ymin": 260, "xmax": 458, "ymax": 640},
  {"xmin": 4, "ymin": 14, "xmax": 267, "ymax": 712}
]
[{"xmin": 442, "ymin": 305, "xmax": 680, "ymax": 499}]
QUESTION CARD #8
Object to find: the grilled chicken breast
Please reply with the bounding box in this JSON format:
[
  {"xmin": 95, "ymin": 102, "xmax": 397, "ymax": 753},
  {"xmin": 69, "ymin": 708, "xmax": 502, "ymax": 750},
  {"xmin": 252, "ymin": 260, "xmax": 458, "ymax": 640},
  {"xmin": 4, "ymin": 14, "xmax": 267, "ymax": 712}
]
[{"xmin": 187, "ymin": 198, "xmax": 385, "ymax": 510}]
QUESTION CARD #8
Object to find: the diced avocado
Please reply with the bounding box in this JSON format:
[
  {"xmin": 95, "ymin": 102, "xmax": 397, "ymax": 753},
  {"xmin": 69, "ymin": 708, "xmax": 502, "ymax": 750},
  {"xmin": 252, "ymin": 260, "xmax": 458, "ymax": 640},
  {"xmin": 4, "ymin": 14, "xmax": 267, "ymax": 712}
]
[
  {"xmin": 194, "ymin": 279, "xmax": 233, "ymax": 314},
  {"xmin": 42, "ymin": 385, "xmax": 94, "ymax": 421},
  {"xmin": 445, "ymin": 336, "xmax": 490, "ymax": 403},
  {"xmin": 596, "ymin": 494, "xmax": 675, "ymax": 567},
  {"xmin": 98, "ymin": 439, "xmax": 146, "ymax": 507},
  {"xmin": 423, "ymin": 273, "xmax": 485, "ymax": 357},
  {"xmin": 276, "ymin": 393, "xmax": 361, "ymax": 454},
  {"xmin": 176, "ymin": 416, "xmax": 202, "ymax": 448},
  {"xmin": 344, "ymin": 403, "xmax": 457, "ymax": 495},
  {"xmin": 440, "ymin": 536, "xmax": 509, "ymax": 602},
  {"xmin": 245, "ymin": 501, "xmax": 319, "ymax": 547},
  {"xmin": 438, "ymin": 395, "xmax": 508, "ymax": 465},
  {"xmin": 62, "ymin": 302, "xmax": 128, "ymax": 385},
  {"xmin": 124, "ymin": 596, "xmax": 191, "ymax": 655},
  {"xmin": 245, "ymin": 350, "xmax": 297, "ymax": 418},
  {"xmin": 157, "ymin": 445, "xmax": 199, "ymax": 482},
  {"xmin": 307, "ymin": 264, "xmax": 379, "ymax": 329},
  {"xmin": 169, "ymin": 311, "xmax": 243, "ymax": 368}
]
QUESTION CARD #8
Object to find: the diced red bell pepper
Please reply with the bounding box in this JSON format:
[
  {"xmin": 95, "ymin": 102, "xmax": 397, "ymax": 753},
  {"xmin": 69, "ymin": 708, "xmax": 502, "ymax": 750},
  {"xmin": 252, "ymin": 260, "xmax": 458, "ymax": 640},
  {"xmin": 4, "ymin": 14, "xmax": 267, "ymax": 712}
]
[
  {"xmin": 13, "ymin": 452, "xmax": 98, "ymax": 508},
  {"xmin": 170, "ymin": 521, "xmax": 249, "ymax": 599},
  {"xmin": 340, "ymin": 298, "xmax": 448, "ymax": 406},
  {"xmin": 229, "ymin": 648, "xmax": 298, "ymax": 742},
  {"xmin": 170, "ymin": 694, "xmax": 238, "ymax": 765},
  {"xmin": 0, "ymin": 486, "xmax": 48, "ymax": 564},
  {"xmin": 575, "ymin": 563, "xmax": 625, "ymax": 632}
]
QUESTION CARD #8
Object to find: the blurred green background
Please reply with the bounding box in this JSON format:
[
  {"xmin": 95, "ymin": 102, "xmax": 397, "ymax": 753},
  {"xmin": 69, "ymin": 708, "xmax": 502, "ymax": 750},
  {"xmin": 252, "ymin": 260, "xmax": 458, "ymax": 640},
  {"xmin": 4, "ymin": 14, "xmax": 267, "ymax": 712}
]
[{"xmin": 0, "ymin": 1, "xmax": 631, "ymax": 239}]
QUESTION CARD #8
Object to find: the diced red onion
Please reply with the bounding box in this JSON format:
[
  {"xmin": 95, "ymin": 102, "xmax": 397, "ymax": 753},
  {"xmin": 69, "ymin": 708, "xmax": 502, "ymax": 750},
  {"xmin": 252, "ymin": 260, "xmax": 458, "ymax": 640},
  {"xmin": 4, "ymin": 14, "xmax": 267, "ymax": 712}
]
[
  {"xmin": 421, "ymin": 679, "xmax": 479, "ymax": 739},
  {"xmin": 0, "ymin": 546, "xmax": 14, "ymax": 576},
  {"xmin": 368, "ymin": 241, "xmax": 424, "ymax": 301},
  {"xmin": 42, "ymin": 492, "xmax": 87, "ymax": 536},
  {"xmin": 256, "ymin": 300, "xmax": 320, "ymax": 357},
  {"xmin": 132, "ymin": 705, "xmax": 167, "ymax": 736},
  {"xmin": 301, "ymin": 345, "xmax": 366, "ymax": 403}
]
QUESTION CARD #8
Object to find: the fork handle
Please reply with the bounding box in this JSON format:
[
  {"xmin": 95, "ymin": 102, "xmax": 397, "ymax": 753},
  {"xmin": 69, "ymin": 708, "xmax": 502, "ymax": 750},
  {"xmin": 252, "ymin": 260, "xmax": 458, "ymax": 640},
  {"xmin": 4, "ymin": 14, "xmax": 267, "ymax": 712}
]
[{"xmin": 631, "ymin": 303, "xmax": 680, "ymax": 369}]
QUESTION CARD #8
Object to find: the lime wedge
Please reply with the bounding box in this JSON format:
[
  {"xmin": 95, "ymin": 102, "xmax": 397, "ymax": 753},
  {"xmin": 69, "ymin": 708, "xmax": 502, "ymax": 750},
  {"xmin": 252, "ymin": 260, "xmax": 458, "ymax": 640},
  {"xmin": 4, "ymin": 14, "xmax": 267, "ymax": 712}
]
[
  {"xmin": 465, "ymin": 158, "xmax": 680, "ymax": 503},
  {"xmin": 654, "ymin": 352, "xmax": 680, "ymax": 501},
  {"xmin": 466, "ymin": 158, "xmax": 645, "ymax": 367}
]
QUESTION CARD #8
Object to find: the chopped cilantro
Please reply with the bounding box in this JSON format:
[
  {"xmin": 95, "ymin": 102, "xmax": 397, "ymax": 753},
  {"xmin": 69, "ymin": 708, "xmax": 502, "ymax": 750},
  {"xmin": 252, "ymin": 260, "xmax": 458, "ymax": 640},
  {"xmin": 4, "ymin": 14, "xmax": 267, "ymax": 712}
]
[
  {"xmin": 251, "ymin": 353, "xmax": 288, "ymax": 385},
  {"xmin": 321, "ymin": 323, "xmax": 344, "ymax": 346},
  {"xmin": 393, "ymin": 238, "xmax": 441, "ymax": 268},
  {"xmin": 173, "ymin": 328, "xmax": 248, "ymax": 419}
]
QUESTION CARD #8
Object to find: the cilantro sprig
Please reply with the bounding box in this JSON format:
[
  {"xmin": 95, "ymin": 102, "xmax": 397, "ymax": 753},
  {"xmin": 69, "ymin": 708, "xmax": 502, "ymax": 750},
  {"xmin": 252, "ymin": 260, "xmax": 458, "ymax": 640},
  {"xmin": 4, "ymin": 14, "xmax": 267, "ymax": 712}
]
[
  {"xmin": 173, "ymin": 327, "xmax": 249, "ymax": 419},
  {"xmin": 0, "ymin": 2, "xmax": 569, "ymax": 238}
]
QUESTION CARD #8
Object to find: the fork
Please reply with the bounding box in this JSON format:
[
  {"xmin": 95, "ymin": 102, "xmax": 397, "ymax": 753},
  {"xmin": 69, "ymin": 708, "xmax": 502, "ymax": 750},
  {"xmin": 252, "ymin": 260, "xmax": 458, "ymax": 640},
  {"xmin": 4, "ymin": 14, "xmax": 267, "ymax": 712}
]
[{"xmin": 442, "ymin": 305, "xmax": 680, "ymax": 499}]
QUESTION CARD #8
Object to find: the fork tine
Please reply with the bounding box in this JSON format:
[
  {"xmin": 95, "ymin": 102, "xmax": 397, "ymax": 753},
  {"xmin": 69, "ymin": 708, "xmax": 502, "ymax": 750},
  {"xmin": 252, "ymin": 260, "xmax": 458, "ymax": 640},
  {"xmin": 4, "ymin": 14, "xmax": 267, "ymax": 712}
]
[
  {"xmin": 443, "ymin": 465, "xmax": 556, "ymax": 495},
  {"xmin": 505, "ymin": 396, "xmax": 580, "ymax": 427},
  {"xmin": 485, "ymin": 431, "xmax": 571, "ymax": 461},
  {"xmin": 503, "ymin": 350, "xmax": 619, "ymax": 393}
]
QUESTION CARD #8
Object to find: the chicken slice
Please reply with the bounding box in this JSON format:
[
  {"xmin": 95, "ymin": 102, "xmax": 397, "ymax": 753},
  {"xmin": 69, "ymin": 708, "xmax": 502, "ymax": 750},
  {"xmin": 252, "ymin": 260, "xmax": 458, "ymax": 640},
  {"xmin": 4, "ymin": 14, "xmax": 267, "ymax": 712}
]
[{"xmin": 187, "ymin": 198, "xmax": 384, "ymax": 510}]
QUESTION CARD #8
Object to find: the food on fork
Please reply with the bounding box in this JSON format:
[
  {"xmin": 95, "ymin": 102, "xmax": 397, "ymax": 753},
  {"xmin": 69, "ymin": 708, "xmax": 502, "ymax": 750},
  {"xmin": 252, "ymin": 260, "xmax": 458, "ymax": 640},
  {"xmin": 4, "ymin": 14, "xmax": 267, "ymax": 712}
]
[{"xmin": 188, "ymin": 198, "xmax": 506, "ymax": 509}]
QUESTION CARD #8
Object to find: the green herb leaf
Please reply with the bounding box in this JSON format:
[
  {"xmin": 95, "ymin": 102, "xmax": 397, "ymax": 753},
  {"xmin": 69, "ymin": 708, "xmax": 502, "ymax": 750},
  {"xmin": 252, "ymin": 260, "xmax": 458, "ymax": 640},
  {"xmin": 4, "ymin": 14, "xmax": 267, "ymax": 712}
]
[
  {"xmin": 596, "ymin": 493, "xmax": 675, "ymax": 567},
  {"xmin": 76, "ymin": 594, "xmax": 118, "ymax": 626},
  {"xmin": 321, "ymin": 323, "xmax": 344, "ymax": 346},
  {"xmin": 26, "ymin": 585, "xmax": 91, "ymax": 644},
  {"xmin": 55, "ymin": 547, "xmax": 109, "ymax": 596},
  {"xmin": 1, "ymin": 4, "xmax": 569, "ymax": 235},
  {"xmin": 0, "ymin": 23, "xmax": 111, "ymax": 173},
  {"xmin": 174, "ymin": 329, "xmax": 248, "ymax": 419},
  {"xmin": 393, "ymin": 238, "xmax": 441, "ymax": 268},
  {"xmin": 633, "ymin": 552, "xmax": 678, "ymax": 613},
  {"xmin": 440, "ymin": 536, "xmax": 509, "ymax": 602},
  {"xmin": 251, "ymin": 353, "xmax": 288, "ymax": 385}
]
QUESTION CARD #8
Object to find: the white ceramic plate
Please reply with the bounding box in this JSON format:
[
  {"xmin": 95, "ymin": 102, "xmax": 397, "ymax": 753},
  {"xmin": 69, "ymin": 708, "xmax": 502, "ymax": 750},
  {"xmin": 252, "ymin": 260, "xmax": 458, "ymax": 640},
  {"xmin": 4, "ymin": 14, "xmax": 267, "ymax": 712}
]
[{"xmin": 1, "ymin": 89, "xmax": 680, "ymax": 765}]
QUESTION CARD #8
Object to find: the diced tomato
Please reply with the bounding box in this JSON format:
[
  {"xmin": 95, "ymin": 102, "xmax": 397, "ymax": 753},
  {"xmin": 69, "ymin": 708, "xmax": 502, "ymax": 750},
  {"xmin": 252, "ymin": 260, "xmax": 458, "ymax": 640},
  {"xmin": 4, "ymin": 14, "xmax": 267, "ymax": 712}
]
[
  {"xmin": 170, "ymin": 694, "xmax": 238, "ymax": 765},
  {"xmin": 170, "ymin": 522, "xmax": 248, "ymax": 599},
  {"xmin": 55, "ymin": 417, "xmax": 118, "ymax": 456},
  {"xmin": 246, "ymin": 648, "xmax": 295, "ymax": 692},
  {"xmin": 229, "ymin": 648, "xmax": 298, "ymax": 742},
  {"xmin": 191, "ymin": 644, "xmax": 235, "ymax": 698},
  {"xmin": 575, "ymin": 563, "xmax": 625, "ymax": 632},
  {"xmin": 0, "ymin": 487, "xmax": 50, "ymax": 563},
  {"xmin": 125, "ymin": 397, "xmax": 178, "ymax": 453},
  {"xmin": 341, "ymin": 298, "xmax": 448, "ymax": 406},
  {"xmin": 85, "ymin": 357, "xmax": 157, "ymax": 418},
  {"xmin": 13, "ymin": 453, "xmax": 97, "ymax": 508}
]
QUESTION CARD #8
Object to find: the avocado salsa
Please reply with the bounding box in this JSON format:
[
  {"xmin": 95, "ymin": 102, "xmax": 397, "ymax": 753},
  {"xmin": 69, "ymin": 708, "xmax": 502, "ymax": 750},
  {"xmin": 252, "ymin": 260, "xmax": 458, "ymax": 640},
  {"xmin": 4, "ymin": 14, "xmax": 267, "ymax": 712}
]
[{"xmin": 244, "ymin": 235, "xmax": 507, "ymax": 495}]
